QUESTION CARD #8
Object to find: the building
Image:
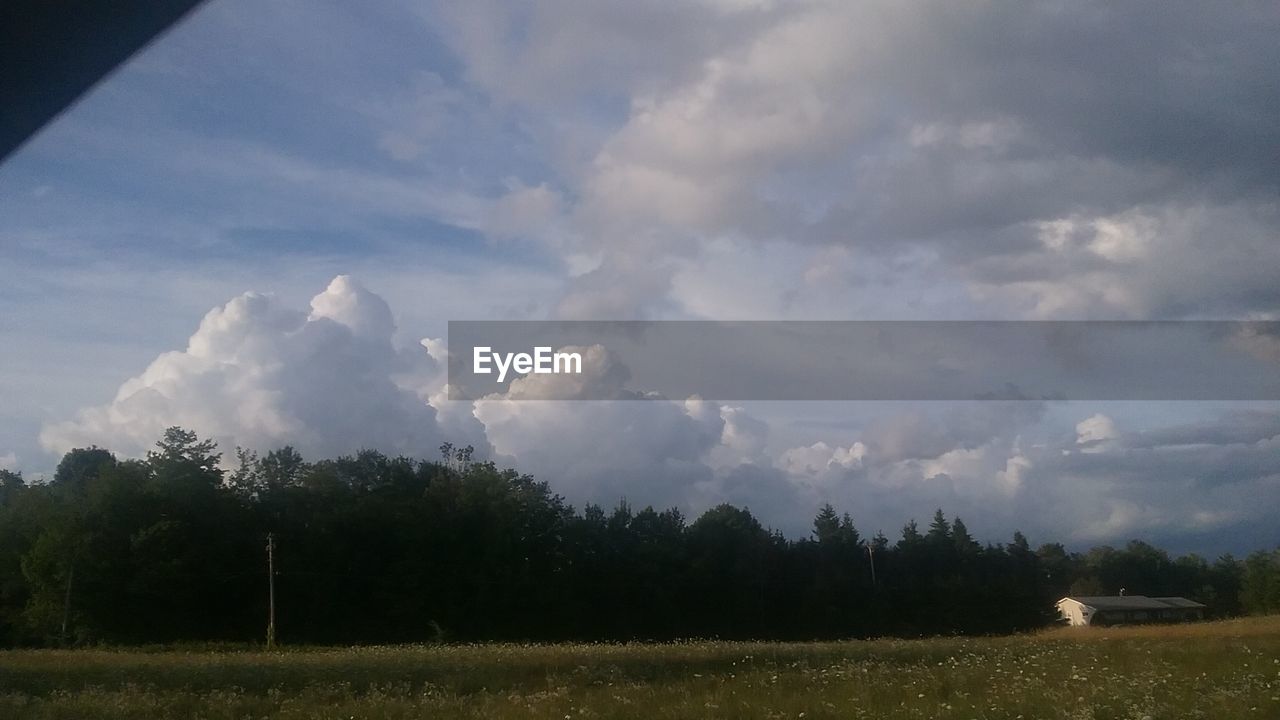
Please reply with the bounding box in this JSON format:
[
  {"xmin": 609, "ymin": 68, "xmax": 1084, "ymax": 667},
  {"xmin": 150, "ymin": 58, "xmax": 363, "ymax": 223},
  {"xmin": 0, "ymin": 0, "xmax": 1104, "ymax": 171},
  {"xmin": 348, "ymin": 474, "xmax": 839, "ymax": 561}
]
[{"xmin": 1055, "ymin": 595, "xmax": 1206, "ymax": 627}]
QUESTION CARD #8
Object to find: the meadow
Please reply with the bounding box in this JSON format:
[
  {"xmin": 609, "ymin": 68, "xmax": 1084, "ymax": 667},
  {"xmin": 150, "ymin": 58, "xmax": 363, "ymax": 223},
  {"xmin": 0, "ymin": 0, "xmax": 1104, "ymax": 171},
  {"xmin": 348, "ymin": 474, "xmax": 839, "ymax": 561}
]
[{"xmin": 2, "ymin": 617, "xmax": 1278, "ymax": 719}]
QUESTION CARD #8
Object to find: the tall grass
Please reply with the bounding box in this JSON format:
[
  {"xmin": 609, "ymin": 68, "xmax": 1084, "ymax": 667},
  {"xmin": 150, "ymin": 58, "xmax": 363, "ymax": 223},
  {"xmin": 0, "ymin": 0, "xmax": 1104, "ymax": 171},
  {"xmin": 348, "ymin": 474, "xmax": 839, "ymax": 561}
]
[{"xmin": 2, "ymin": 616, "xmax": 1278, "ymax": 718}]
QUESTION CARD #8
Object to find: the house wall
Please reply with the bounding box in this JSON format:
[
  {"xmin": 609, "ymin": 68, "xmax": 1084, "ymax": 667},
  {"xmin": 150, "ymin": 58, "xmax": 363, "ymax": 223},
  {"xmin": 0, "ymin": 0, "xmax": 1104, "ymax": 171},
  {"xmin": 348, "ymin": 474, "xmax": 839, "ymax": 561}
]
[
  {"xmin": 1055, "ymin": 599, "xmax": 1205, "ymax": 627},
  {"xmin": 1056, "ymin": 599, "xmax": 1092, "ymax": 627}
]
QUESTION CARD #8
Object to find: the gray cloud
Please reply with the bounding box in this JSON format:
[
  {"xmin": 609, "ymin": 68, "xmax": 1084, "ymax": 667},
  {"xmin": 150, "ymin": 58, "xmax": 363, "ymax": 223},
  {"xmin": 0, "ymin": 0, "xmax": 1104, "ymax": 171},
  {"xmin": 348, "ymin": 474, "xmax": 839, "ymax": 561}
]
[
  {"xmin": 430, "ymin": 0, "xmax": 1279, "ymax": 321},
  {"xmin": 36, "ymin": 278, "xmax": 1280, "ymax": 554},
  {"xmin": 16, "ymin": 0, "xmax": 1280, "ymax": 557}
]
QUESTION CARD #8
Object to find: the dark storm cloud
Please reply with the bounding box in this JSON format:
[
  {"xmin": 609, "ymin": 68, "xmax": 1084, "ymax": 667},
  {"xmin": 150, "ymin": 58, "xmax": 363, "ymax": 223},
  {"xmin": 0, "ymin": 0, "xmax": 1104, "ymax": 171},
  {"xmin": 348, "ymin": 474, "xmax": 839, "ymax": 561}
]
[
  {"xmin": 925, "ymin": 3, "xmax": 1280, "ymax": 187},
  {"xmin": 1128, "ymin": 411, "xmax": 1280, "ymax": 449},
  {"xmin": 507, "ymin": 0, "xmax": 1280, "ymax": 319}
]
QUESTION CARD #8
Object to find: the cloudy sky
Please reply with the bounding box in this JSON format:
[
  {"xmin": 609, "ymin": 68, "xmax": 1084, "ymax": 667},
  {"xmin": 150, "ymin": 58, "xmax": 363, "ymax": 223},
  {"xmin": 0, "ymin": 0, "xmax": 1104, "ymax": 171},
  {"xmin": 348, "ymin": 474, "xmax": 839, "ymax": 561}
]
[{"xmin": 2, "ymin": 0, "xmax": 1278, "ymax": 554}]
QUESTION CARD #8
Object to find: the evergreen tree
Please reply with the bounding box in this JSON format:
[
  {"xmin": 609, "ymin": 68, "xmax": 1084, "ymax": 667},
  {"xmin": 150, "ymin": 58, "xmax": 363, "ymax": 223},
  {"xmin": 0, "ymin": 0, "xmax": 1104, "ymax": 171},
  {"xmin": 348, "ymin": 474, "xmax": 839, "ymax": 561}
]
[
  {"xmin": 813, "ymin": 504, "xmax": 840, "ymax": 544},
  {"xmin": 926, "ymin": 509, "xmax": 951, "ymax": 546},
  {"xmin": 0, "ymin": 429, "xmax": 1258, "ymax": 646}
]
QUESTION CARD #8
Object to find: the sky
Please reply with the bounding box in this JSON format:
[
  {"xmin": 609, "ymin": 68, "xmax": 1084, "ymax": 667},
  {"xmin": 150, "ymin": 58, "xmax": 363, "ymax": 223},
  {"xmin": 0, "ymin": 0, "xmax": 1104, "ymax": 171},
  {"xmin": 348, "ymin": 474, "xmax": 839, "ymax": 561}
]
[{"xmin": 1, "ymin": 0, "xmax": 1278, "ymax": 555}]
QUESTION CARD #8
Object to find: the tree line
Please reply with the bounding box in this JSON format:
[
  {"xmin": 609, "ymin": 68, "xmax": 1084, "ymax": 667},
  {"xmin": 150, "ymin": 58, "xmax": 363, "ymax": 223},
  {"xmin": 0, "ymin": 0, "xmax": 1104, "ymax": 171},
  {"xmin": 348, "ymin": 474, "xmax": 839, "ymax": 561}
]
[{"xmin": 0, "ymin": 427, "xmax": 1277, "ymax": 647}]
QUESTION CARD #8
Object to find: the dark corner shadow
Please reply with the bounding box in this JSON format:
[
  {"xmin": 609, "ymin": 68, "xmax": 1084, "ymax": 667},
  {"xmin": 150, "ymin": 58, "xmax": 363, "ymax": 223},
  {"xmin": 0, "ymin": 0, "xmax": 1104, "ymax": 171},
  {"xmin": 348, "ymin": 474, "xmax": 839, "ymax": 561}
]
[{"xmin": 0, "ymin": 0, "xmax": 209, "ymax": 163}]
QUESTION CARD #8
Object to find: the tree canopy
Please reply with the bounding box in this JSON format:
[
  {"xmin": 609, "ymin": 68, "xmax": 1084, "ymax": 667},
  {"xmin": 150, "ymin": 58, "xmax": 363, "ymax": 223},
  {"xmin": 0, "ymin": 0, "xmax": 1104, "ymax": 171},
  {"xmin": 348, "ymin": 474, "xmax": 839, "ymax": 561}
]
[{"xmin": 0, "ymin": 428, "xmax": 1269, "ymax": 647}]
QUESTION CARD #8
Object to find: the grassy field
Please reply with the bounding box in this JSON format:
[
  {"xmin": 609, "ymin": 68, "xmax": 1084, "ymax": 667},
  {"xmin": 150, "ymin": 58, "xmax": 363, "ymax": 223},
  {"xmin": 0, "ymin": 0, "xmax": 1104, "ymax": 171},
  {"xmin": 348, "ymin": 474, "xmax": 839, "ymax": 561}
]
[{"xmin": 2, "ymin": 617, "xmax": 1279, "ymax": 719}]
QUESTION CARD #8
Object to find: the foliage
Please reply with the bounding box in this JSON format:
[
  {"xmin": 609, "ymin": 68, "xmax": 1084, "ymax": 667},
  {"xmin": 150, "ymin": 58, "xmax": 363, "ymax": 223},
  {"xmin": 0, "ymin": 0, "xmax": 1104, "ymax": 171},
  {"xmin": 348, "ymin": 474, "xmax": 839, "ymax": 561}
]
[{"xmin": 0, "ymin": 428, "xmax": 1270, "ymax": 647}]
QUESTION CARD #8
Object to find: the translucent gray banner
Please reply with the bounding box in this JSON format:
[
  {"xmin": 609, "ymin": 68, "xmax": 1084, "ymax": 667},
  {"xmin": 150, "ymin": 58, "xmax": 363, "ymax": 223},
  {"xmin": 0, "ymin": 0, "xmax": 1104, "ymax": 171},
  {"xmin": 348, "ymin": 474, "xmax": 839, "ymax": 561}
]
[{"xmin": 446, "ymin": 321, "xmax": 1280, "ymax": 401}]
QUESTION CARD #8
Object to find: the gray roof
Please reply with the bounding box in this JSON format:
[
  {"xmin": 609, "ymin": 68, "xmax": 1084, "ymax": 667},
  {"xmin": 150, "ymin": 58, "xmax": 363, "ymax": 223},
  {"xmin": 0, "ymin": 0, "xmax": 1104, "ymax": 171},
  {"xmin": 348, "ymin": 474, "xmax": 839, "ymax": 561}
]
[
  {"xmin": 1060, "ymin": 595, "xmax": 1205, "ymax": 611},
  {"xmin": 1152, "ymin": 596, "xmax": 1207, "ymax": 609}
]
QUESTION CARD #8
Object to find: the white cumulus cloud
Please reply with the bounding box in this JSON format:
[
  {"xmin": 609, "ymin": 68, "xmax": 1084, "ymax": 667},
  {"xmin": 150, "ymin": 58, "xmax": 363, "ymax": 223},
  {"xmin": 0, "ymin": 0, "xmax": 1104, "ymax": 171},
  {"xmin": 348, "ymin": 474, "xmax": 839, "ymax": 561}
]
[{"xmin": 40, "ymin": 276, "xmax": 451, "ymax": 460}]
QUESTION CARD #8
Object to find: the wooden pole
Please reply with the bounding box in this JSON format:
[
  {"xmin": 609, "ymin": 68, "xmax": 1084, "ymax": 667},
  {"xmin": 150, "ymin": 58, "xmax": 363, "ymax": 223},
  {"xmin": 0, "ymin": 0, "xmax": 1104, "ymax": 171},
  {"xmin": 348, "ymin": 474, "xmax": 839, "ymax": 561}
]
[
  {"xmin": 266, "ymin": 533, "xmax": 276, "ymax": 649},
  {"xmin": 867, "ymin": 544, "xmax": 877, "ymax": 588},
  {"xmin": 60, "ymin": 560, "xmax": 75, "ymax": 646}
]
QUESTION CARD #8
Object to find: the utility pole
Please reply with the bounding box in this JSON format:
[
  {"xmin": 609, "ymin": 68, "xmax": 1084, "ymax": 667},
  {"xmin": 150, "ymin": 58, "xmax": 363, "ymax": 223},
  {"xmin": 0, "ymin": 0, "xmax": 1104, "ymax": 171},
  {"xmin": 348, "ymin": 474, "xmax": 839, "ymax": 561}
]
[
  {"xmin": 867, "ymin": 544, "xmax": 877, "ymax": 588},
  {"xmin": 60, "ymin": 560, "xmax": 75, "ymax": 647},
  {"xmin": 266, "ymin": 533, "xmax": 277, "ymax": 650}
]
